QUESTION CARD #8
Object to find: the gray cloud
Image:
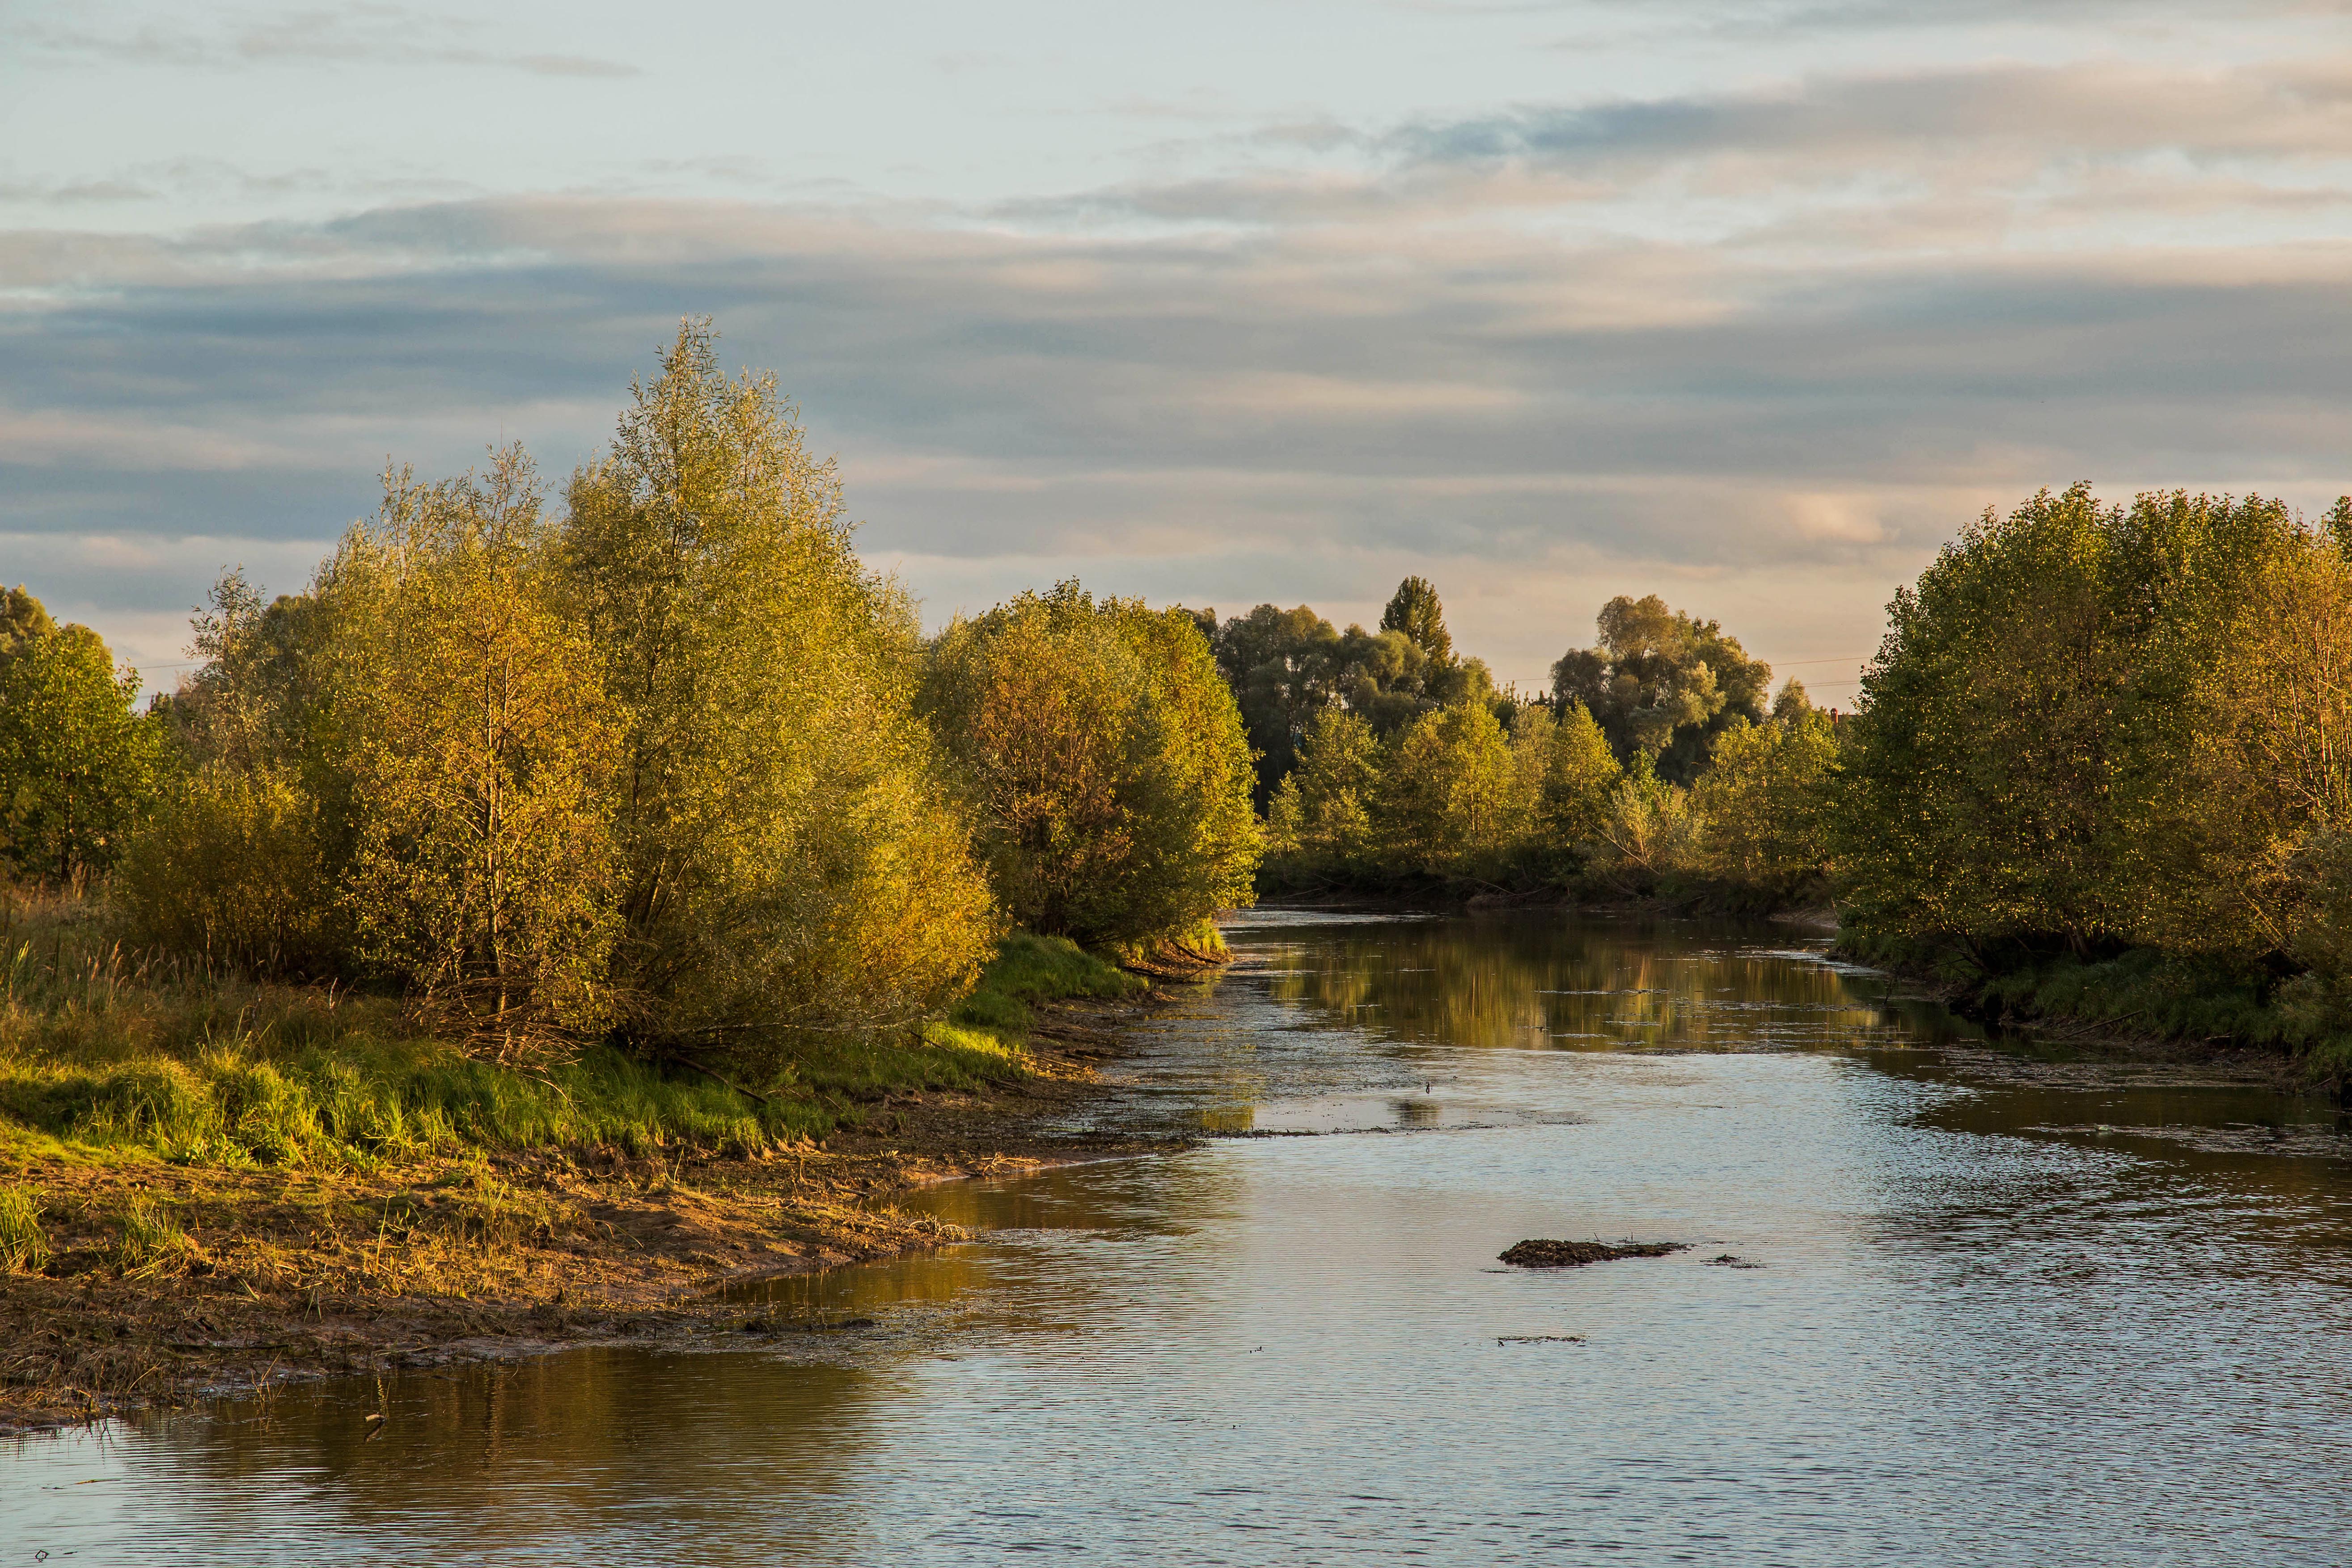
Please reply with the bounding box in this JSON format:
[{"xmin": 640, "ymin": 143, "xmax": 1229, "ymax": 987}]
[
  {"xmin": 7, "ymin": 37, "xmax": 2351, "ymax": 689},
  {"xmin": 25, "ymin": 7, "xmax": 643, "ymax": 78}
]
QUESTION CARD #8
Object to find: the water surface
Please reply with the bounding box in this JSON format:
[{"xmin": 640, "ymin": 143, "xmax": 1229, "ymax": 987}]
[{"xmin": 10, "ymin": 912, "xmax": 2352, "ymax": 1564}]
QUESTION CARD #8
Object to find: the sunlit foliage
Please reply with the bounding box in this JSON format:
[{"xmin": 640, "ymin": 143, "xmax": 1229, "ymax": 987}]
[
  {"xmin": 562, "ymin": 322, "xmax": 997, "ymax": 1075},
  {"xmin": 1551, "ymin": 594, "xmax": 1772, "ymax": 782},
  {"xmin": 924, "ymin": 582, "xmax": 1260, "ymax": 945},
  {"xmin": 0, "ymin": 587, "xmax": 163, "ymax": 887}
]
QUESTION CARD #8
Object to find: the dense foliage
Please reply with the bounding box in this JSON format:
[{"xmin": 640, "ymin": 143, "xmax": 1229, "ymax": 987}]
[
  {"xmin": 102, "ymin": 324, "xmax": 1020, "ymax": 1082},
  {"xmin": 1254, "ymin": 578, "xmax": 1826, "ymax": 903},
  {"xmin": 0, "ymin": 588, "xmax": 163, "ymax": 887},
  {"xmin": 924, "ymin": 582, "xmax": 1260, "ymax": 947},
  {"xmin": 1834, "ymin": 484, "xmax": 2352, "ymax": 1072}
]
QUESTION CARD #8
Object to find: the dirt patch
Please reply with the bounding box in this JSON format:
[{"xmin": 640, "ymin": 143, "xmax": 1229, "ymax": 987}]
[
  {"xmin": 0, "ymin": 992, "xmax": 1192, "ymax": 1435},
  {"xmin": 1498, "ymin": 1239, "xmax": 1689, "ymax": 1268}
]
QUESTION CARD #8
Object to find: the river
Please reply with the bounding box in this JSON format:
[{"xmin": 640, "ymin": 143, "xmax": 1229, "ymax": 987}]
[{"xmin": 9, "ymin": 910, "xmax": 2352, "ymax": 1564}]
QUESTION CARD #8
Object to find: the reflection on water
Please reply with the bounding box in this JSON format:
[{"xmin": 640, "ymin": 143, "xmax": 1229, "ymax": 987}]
[
  {"xmin": 1249, "ymin": 912, "xmax": 1924, "ymax": 1054},
  {"xmin": 11, "ymin": 912, "xmax": 2352, "ymax": 1566}
]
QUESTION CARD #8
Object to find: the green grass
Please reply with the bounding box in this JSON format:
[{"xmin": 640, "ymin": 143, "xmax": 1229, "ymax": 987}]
[
  {"xmin": 0, "ymin": 891, "xmax": 1142, "ymax": 1168},
  {"xmin": 1836, "ymin": 926, "xmax": 2351, "ymax": 1084},
  {"xmin": 0, "ymin": 1184, "xmax": 50, "ymax": 1272},
  {"xmin": 112, "ymin": 1202, "xmax": 192, "ymax": 1277},
  {"xmin": 946, "ymin": 931, "xmax": 1142, "ymax": 1033}
]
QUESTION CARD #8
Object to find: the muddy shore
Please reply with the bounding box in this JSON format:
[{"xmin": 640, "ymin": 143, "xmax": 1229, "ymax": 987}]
[{"xmin": 0, "ymin": 992, "xmax": 1190, "ymax": 1436}]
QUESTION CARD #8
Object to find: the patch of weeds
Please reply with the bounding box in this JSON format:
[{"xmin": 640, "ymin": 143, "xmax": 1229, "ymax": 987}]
[
  {"xmin": 114, "ymin": 1203, "xmax": 195, "ymax": 1278},
  {"xmin": 0, "ymin": 1183, "xmax": 51, "ymax": 1272}
]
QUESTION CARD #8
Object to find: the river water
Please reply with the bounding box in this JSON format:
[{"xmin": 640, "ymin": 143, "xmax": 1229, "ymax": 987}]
[{"xmin": 10, "ymin": 911, "xmax": 2352, "ymax": 1564}]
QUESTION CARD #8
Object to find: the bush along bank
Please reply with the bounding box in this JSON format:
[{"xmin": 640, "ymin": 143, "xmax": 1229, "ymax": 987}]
[{"xmin": 0, "ymin": 915, "xmax": 1165, "ymax": 1431}]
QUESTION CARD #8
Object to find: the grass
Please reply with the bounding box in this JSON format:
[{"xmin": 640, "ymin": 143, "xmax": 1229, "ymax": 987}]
[
  {"xmin": 0, "ymin": 1184, "xmax": 49, "ymax": 1272},
  {"xmin": 1837, "ymin": 926, "xmax": 2352, "ymax": 1085},
  {"xmin": 112, "ymin": 1203, "xmax": 193, "ymax": 1278},
  {"xmin": 0, "ymin": 890, "xmax": 1146, "ymax": 1171}
]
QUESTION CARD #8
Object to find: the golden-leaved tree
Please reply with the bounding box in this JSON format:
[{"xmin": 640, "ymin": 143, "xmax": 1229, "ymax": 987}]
[
  {"xmin": 923, "ymin": 582, "xmax": 1260, "ymax": 947},
  {"xmin": 327, "ymin": 452, "xmax": 622, "ymax": 1052},
  {"xmin": 562, "ymin": 321, "xmax": 995, "ymax": 1074}
]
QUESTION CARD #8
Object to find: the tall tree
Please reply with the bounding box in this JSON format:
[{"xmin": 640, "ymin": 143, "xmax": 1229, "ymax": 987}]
[
  {"xmin": 562, "ymin": 320, "xmax": 995, "ymax": 1075},
  {"xmin": 0, "ymin": 592, "xmax": 163, "ymax": 886},
  {"xmin": 1550, "ymin": 595, "xmax": 1771, "ymax": 782},
  {"xmin": 1380, "ymin": 575, "xmax": 1455, "ymax": 666}
]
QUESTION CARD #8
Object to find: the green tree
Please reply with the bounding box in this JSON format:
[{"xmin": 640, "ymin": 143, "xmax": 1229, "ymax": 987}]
[
  {"xmin": 1380, "ymin": 575, "xmax": 1455, "ymax": 666},
  {"xmin": 1265, "ymin": 707, "xmax": 1384, "ymax": 875},
  {"xmin": 1536, "ymin": 701, "xmax": 1621, "ymax": 850},
  {"xmin": 1210, "ymin": 603, "xmax": 1345, "ymax": 802},
  {"xmin": 0, "ymin": 592, "xmax": 162, "ymax": 885},
  {"xmin": 1832, "ymin": 486, "xmax": 2127, "ymax": 950},
  {"xmin": 1378, "ymin": 701, "xmax": 1524, "ymax": 876},
  {"xmin": 328, "ymin": 452, "xmax": 623, "ymax": 1052},
  {"xmin": 562, "ymin": 320, "xmax": 996, "ymax": 1076},
  {"xmin": 924, "ymin": 581, "xmax": 1260, "ymax": 946},
  {"xmin": 1692, "ymin": 710, "xmax": 1840, "ymax": 903},
  {"xmin": 1551, "ymin": 594, "xmax": 1772, "ymax": 782},
  {"xmin": 119, "ymin": 573, "xmax": 350, "ymax": 975}
]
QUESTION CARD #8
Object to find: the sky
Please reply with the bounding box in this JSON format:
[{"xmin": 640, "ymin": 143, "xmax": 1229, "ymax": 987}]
[{"xmin": 7, "ymin": 1, "xmax": 2352, "ymax": 706}]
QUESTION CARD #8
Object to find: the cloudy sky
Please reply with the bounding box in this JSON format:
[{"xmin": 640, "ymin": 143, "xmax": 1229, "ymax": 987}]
[{"xmin": 7, "ymin": 0, "xmax": 2352, "ymax": 703}]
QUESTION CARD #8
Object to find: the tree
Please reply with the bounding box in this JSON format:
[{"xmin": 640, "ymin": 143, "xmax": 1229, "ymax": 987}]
[
  {"xmin": 1536, "ymin": 701, "xmax": 1621, "ymax": 850},
  {"xmin": 1265, "ymin": 707, "xmax": 1384, "ymax": 874},
  {"xmin": 1551, "ymin": 595, "xmax": 1772, "ymax": 782},
  {"xmin": 0, "ymin": 592, "xmax": 162, "ymax": 886},
  {"xmin": 926, "ymin": 582, "xmax": 1259, "ymax": 946},
  {"xmin": 119, "ymin": 570, "xmax": 353, "ymax": 976},
  {"xmin": 329, "ymin": 452, "xmax": 623, "ymax": 1051},
  {"xmin": 1692, "ymin": 710, "xmax": 1840, "ymax": 903},
  {"xmin": 1833, "ymin": 486, "xmax": 2128, "ymax": 949},
  {"xmin": 1380, "ymin": 575, "xmax": 1455, "ymax": 666},
  {"xmin": 1211, "ymin": 603, "xmax": 1345, "ymax": 803},
  {"xmin": 562, "ymin": 320, "xmax": 996, "ymax": 1077},
  {"xmin": 1378, "ymin": 702, "xmax": 1524, "ymax": 876}
]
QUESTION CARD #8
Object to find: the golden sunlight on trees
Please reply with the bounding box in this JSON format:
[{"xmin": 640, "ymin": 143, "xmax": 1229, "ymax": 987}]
[
  {"xmin": 562, "ymin": 322, "xmax": 996, "ymax": 1075},
  {"xmin": 111, "ymin": 322, "xmax": 999, "ymax": 1079},
  {"xmin": 330, "ymin": 454, "xmax": 621, "ymax": 1052},
  {"xmin": 923, "ymin": 582, "xmax": 1261, "ymax": 948},
  {"xmin": 0, "ymin": 587, "xmax": 162, "ymax": 888}
]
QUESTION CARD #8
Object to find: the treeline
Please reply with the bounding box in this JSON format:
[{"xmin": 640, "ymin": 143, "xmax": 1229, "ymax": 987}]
[
  {"xmin": 0, "ymin": 324, "xmax": 1257, "ymax": 1086},
  {"xmin": 14, "ymin": 325, "xmax": 2352, "ymax": 1076},
  {"xmin": 1208, "ymin": 583, "xmax": 1836, "ymax": 904},
  {"xmin": 1835, "ymin": 484, "xmax": 2352, "ymax": 1072}
]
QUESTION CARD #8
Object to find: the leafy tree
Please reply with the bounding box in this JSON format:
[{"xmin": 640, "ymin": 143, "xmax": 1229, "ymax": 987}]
[
  {"xmin": 1378, "ymin": 702, "xmax": 1524, "ymax": 876},
  {"xmin": 1832, "ymin": 484, "xmax": 2352, "ymax": 961},
  {"xmin": 1265, "ymin": 707, "xmax": 1383, "ymax": 875},
  {"xmin": 1585, "ymin": 753, "xmax": 1705, "ymax": 896},
  {"xmin": 1536, "ymin": 701, "xmax": 1621, "ymax": 850},
  {"xmin": 329, "ymin": 452, "xmax": 623, "ymax": 1051},
  {"xmin": 1211, "ymin": 603, "xmax": 1345, "ymax": 802},
  {"xmin": 120, "ymin": 571, "xmax": 352, "ymax": 975},
  {"xmin": 0, "ymin": 586, "xmax": 55, "ymax": 658},
  {"xmin": 0, "ymin": 591, "xmax": 162, "ymax": 886},
  {"xmin": 925, "ymin": 582, "xmax": 1259, "ymax": 946},
  {"xmin": 1551, "ymin": 595, "xmax": 1772, "ymax": 782},
  {"xmin": 1833, "ymin": 485, "xmax": 2128, "ymax": 950},
  {"xmin": 1692, "ymin": 710, "xmax": 1840, "ymax": 903},
  {"xmin": 563, "ymin": 320, "xmax": 996, "ymax": 1075},
  {"xmin": 1380, "ymin": 575, "xmax": 1455, "ymax": 666}
]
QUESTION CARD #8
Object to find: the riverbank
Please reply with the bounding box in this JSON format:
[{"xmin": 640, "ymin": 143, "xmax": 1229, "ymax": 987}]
[
  {"xmin": 1838, "ymin": 930, "xmax": 2335, "ymax": 1092},
  {"xmin": 0, "ymin": 915, "xmax": 1197, "ymax": 1434}
]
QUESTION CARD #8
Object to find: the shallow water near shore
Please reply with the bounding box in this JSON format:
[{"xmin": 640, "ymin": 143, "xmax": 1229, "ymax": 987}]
[{"xmin": 10, "ymin": 911, "xmax": 2352, "ymax": 1564}]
